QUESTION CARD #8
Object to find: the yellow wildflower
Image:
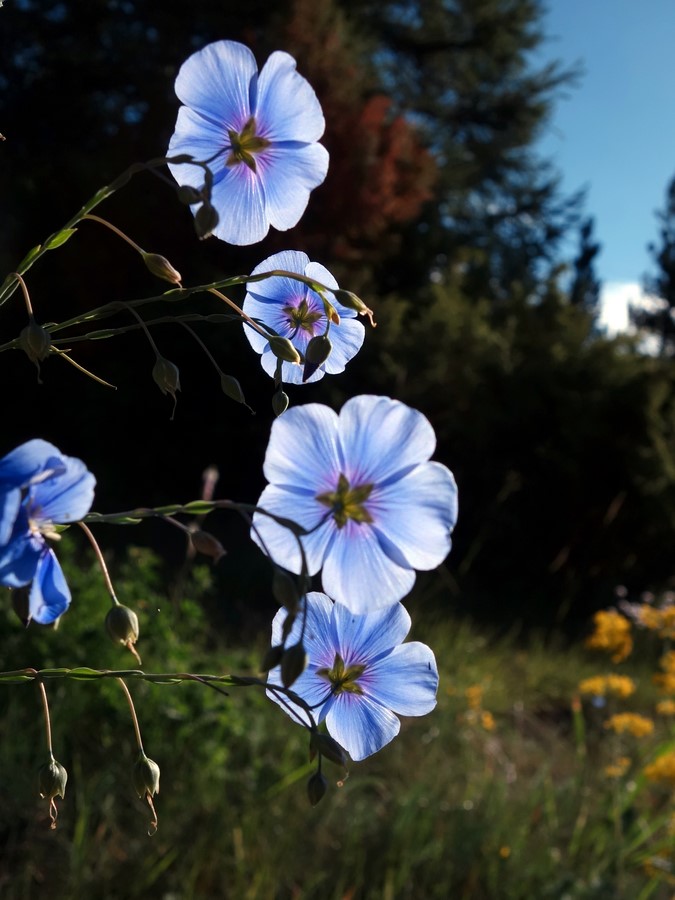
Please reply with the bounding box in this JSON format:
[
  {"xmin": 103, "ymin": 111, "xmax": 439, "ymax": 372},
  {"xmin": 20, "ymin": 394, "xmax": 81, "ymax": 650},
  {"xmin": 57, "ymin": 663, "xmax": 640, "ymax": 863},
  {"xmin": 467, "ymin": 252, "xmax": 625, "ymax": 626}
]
[
  {"xmin": 657, "ymin": 699, "xmax": 675, "ymax": 716},
  {"xmin": 499, "ymin": 846, "xmax": 511, "ymax": 859},
  {"xmin": 653, "ymin": 672, "xmax": 675, "ymax": 695},
  {"xmin": 638, "ymin": 607, "xmax": 675, "ymax": 640},
  {"xmin": 604, "ymin": 756, "xmax": 631, "ymax": 778},
  {"xmin": 645, "ymin": 751, "xmax": 675, "ymax": 787},
  {"xmin": 585, "ymin": 610, "xmax": 633, "ymax": 663},
  {"xmin": 578, "ymin": 674, "xmax": 636, "ymax": 699},
  {"xmin": 604, "ymin": 713, "xmax": 654, "ymax": 738},
  {"xmin": 481, "ymin": 711, "xmax": 496, "ymax": 732},
  {"xmin": 465, "ymin": 685, "xmax": 483, "ymax": 710}
]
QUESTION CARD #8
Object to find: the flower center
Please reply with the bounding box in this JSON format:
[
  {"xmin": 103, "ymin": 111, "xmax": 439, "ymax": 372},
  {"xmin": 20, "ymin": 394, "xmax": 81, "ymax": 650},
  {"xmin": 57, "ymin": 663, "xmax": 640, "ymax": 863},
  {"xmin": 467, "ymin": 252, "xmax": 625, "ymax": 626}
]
[
  {"xmin": 226, "ymin": 116, "xmax": 271, "ymax": 173},
  {"xmin": 282, "ymin": 298, "xmax": 323, "ymax": 335},
  {"xmin": 316, "ymin": 473, "xmax": 374, "ymax": 529},
  {"xmin": 317, "ymin": 653, "xmax": 366, "ymax": 695}
]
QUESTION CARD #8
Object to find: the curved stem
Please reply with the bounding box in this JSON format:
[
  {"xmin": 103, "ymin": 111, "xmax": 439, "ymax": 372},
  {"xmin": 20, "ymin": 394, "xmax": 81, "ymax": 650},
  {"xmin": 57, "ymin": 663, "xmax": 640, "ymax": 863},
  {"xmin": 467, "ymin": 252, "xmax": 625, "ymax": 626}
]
[
  {"xmin": 117, "ymin": 677, "xmax": 144, "ymax": 753},
  {"xmin": 82, "ymin": 213, "xmax": 145, "ymax": 255},
  {"xmin": 78, "ymin": 521, "xmax": 118, "ymax": 606},
  {"xmin": 37, "ymin": 680, "xmax": 53, "ymax": 755}
]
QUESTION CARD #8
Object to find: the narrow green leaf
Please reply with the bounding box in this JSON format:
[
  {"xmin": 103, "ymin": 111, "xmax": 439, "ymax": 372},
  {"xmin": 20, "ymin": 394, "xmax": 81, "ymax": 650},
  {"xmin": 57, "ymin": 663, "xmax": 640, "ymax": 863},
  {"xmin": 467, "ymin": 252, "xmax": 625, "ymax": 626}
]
[{"xmin": 43, "ymin": 228, "xmax": 78, "ymax": 251}]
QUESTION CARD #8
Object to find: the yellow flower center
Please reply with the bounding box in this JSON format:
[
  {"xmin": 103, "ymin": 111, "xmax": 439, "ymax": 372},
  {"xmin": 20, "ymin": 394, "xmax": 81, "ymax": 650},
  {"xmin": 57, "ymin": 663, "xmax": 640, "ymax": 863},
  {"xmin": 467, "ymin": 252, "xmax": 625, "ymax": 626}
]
[
  {"xmin": 316, "ymin": 473, "xmax": 374, "ymax": 529},
  {"xmin": 317, "ymin": 654, "xmax": 366, "ymax": 695},
  {"xmin": 226, "ymin": 117, "xmax": 271, "ymax": 173},
  {"xmin": 283, "ymin": 298, "xmax": 323, "ymax": 335}
]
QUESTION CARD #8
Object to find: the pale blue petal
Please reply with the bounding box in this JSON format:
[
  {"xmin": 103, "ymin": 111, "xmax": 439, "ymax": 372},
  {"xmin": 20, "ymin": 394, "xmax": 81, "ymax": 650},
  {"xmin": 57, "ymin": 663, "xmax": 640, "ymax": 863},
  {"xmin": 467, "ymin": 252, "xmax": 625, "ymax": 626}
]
[
  {"xmin": 252, "ymin": 485, "xmax": 335, "ymax": 575},
  {"xmin": 256, "ymin": 51, "xmax": 326, "ymax": 143},
  {"xmin": 338, "ymin": 396, "xmax": 437, "ymax": 487},
  {"xmin": 0, "ymin": 488, "xmax": 21, "ymax": 546},
  {"xmin": 321, "ymin": 521, "xmax": 415, "ymax": 611},
  {"xmin": 259, "ymin": 348, "xmax": 312, "ymax": 385},
  {"xmin": 29, "ymin": 549, "xmax": 71, "ymax": 624},
  {"xmin": 174, "ymin": 40, "xmax": 256, "ymax": 130},
  {"xmin": 360, "ymin": 642, "xmax": 438, "ymax": 716},
  {"xmin": 262, "ymin": 403, "xmax": 341, "ymax": 491},
  {"xmin": 333, "ymin": 601, "xmax": 411, "ymax": 665},
  {"xmin": 0, "ymin": 439, "xmax": 63, "ymax": 489},
  {"xmin": 323, "ymin": 319, "xmax": 365, "ymax": 375},
  {"xmin": 248, "ymin": 250, "xmax": 312, "ymax": 301},
  {"xmin": 209, "ymin": 166, "xmax": 268, "ymax": 245},
  {"xmin": 369, "ymin": 462, "xmax": 458, "ymax": 570},
  {"xmin": 0, "ymin": 527, "xmax": 41, "ymax": 587},
  {"xmin": 326, "ymin": 692, "xmax": 400, "ymax": 761},
  {"xmin": 258, "ymin": 143, "xmax": 329, "ymax": 231},
  {"xmin": 167, "ymin": 106, "xmax": 229, "ymax": 182},
  {"xmin": 32, "ymin": 456, "xmax": 95, "ymax": 524}
]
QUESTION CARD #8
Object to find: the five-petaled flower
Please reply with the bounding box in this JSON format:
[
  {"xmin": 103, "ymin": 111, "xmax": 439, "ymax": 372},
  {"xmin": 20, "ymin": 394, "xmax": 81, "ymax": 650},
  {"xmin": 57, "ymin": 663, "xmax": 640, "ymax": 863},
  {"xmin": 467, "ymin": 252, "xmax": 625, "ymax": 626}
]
[
  {"xmin": 0, "ymin": 439, "xmax": 95, "ymax": 624},
  {"xmin": 243, "ymin": 250, "xmax": 365, "ymax": 384},
  {"xmin": 252, "ymin": 395, "xmax": 458, "ymax": 611},
  {"xmin": 267, "ymin": 592, "xmax": 439, "ymax": 760},
  {"xmin": 167, "ymin": 40, "xmax": 329, "ymax": 246}
]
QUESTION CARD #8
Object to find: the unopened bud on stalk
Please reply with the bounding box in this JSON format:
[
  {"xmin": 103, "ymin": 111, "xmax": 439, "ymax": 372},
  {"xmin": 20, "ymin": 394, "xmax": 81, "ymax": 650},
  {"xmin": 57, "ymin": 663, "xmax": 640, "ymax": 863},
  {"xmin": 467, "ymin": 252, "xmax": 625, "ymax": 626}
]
[
  {"xmin": 195, "ymin": 202, "xmax": 219, "ymax": 240},
  {"xmin": 133, "ymin": 751, "xmax": 161, "ymax": 800},
  {"xmin": 309, "ymin": 732, "xmax": 348, "ymax": 768},
  {"xmin": 176, "ymin": 184, "xmax": 203, "ymax": 205},
  {"xmin": 189, "ymin": 529, "xmax": 226, "ymax": 563},
  {"xmin": 302, "ymin": 334, "xmax": 332, "ymax": 382},
  {"xmin": 142, "ymin": 252, "xmax": 182, "ymax": 285},
  {"xmin": 272, "ymin": 389, "xmax": 289, "ymax": 417},
  {"xmin": 152, "ymin": 356, "xmax": 181, "ymax": 419},
  {"xmin": 307, "ymin": 770, "xmax": 328, "ymax": 806},
  {"xmin": 272, "ymin": 568, "xmax": 300, "ymax": 613},
  {"xmin": 260, "ymin": 643, "xmax": 285, "ymax": 672},
  {"xmin": 220, "ymin": 374, "xmax": 245, "ymax": 404},
  {"xmin": 281, "ymin": 641, "xmax": 307, "ymax": 688},
  {"xmin": 331, "ymin": 289, "xmax": 376, "ymax": 326},
  {"xmin": 106, "ymin": 604, "xmax": 140, "ymax": 647},
  {"xmin": 269, "ymin": 336, "xmax": 302, "ymax": 365},
  {"xmin": 38, "ymin": 756, "xmax": 68, "ymax": 829},
  {"xmin": 19, "ymin": 318, "xmax": 51, "ymax": 363}
]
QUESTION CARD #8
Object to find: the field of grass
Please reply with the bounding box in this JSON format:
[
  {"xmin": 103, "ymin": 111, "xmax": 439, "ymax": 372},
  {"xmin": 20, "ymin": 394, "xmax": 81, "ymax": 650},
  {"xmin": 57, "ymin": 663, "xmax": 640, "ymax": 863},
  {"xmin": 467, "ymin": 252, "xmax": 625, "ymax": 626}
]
[{"xmin": 2, "ymin": 548, "xmax": 675, "ymax": 899}]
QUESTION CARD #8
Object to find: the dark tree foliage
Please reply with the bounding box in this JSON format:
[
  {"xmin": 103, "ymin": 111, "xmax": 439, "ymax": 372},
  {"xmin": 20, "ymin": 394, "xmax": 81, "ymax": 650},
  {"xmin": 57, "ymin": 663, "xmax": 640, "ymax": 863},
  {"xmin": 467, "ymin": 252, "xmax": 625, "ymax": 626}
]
[
  {"xmin": 569, "ymin": 216, "xmax": 601, "ymax": 314},
  {"xmin": 633, "ymin": 175, "xmax": 675, "ymax": 355}
]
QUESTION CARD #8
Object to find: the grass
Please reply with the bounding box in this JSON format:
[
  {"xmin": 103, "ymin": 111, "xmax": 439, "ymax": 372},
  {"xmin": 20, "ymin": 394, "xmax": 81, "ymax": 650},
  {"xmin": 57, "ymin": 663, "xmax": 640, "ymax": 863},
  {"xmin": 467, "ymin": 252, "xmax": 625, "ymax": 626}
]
[{"xmin": 1, "ymin": 546, "xmax": 675, "ymax": 898}]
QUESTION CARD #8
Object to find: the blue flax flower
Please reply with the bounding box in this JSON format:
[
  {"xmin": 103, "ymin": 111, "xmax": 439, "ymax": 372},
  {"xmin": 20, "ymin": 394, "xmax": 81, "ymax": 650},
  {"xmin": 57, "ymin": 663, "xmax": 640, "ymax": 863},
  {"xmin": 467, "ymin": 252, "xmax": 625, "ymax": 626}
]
[
  {"xmin": 167, "ymin": 40, "xmax": 329, "ymax": 245},
  {"xmin": 267, "ymin": 592, "xmax": 438, "ymax": 760},
  {"xmin": 252, "ymin": 395, "xmax": 458, "ymax": 611},
  {"xmin": 0, "ymin": 440, "xmax": 95, "ymax": 624},
  {"xmin": 243, "ymin": 250, "xmax": 364, "ymax": 384}
]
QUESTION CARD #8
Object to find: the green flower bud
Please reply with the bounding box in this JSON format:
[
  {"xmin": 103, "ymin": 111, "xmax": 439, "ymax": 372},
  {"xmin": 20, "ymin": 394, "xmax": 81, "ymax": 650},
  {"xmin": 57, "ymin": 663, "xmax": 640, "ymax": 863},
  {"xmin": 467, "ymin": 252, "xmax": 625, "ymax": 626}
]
[
  {"xmin": 307, "ymin": 770, "xmax": 328, "ymax": 807},
  {"xmin": 272, "ymin": 389, "xmax": 289, "ymax": 417},
  {"xmin": 331, "ymin": 289, "xmax": 376, "ymax": 326},
  {"xmin": 220, "ymin": 373, "xmax": 245, "ymax": 404},
  {"xmin": 133, "ymin": 751, "xmax": 160, "ymax": 800},
  {"xmin": 309, "ymin": 732, "xmax": 348, "ymax": 768},
  {"xmin": 176, "ymin": 184, "xmax": 203, "ymax": 205},
  {"xmin": 302, "ymin": 334, "xmax": 332, "ymax": 382},
  {"xmin": 195, "ymin": 201, "xmax": 219, "ymax": 240},
  {"xmin": 269, "ymin": 335, "xmax": 302, "ymax": 365},
  {"xmin": 19, "ymin": 317, "xmax": 51, "ymax": 363},
  {"xmin": 152, "ymin": 356, "xmax": 181, "ymax": 419},
  {"xmin": 281, "ymin": 641, "xmax": 307, "ymax": 688},
  {"xmin": 105, "ymin": 604, "xmax": 140, "ymax": 646},
  {"xmin": 260, "ymin": 643, "xmax": 285, "ymax": 672},
  {"xmin": 39, "ymin": 756, "xmax": 68, "ymax": 829},
  {"xmin": 142, "ymin": 252, "xmax": 182, "ymax": 285},
  {"xmin": 272, "ymin": 568, "xmax": 300, "ymax": 613},
  {"xmin": 189, "ymin": 529, "xmax": 226, "ymax": 563}
]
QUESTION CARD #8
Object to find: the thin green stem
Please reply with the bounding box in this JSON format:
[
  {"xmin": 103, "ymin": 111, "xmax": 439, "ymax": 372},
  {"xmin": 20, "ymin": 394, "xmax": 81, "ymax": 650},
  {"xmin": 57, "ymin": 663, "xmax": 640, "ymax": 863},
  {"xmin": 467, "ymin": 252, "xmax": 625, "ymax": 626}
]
[
  {"xmin": 82, "ymin": 213, "xmax": 145, "ymax": 255},
  {"xmin": 78, "ymin": 521, "xmax": 118, "ymax": 606},
  {"xmin": 117, "ymin": 677, "xmax": 144, "ymax": 753},
  {"xmin": 37, "ymin": 680, "xmax": 53, "ymax": 755}
]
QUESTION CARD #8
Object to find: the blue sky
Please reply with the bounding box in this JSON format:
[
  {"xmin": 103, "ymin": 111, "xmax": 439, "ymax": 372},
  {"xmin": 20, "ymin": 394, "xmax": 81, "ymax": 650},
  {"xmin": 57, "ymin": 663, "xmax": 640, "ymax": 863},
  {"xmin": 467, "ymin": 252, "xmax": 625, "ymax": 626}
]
[{"xmin": 536, "ymin": 0, "xmax": 675, "ymax": 326}]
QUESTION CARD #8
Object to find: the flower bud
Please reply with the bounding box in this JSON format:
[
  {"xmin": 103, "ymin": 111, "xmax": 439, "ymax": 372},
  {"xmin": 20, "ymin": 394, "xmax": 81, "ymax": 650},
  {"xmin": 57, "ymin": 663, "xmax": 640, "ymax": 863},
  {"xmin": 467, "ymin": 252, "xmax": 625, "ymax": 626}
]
[
  {"xmin": 105, "ymin": 603, "xmax": 140, "ymax": 646},
  {"xmin": 280, "ymin": 641, "xmax": 307, "ymax": 688},
  {"xmin": 272, "ymin": 568, "xmax": 300, "ymax": 613},
  {"xmin": 19, "ymin": 318, "xmax": 51, "ymax": 363},
  {"xmin": 176, "ymin": 184, "xmax": 203, "ymax": 205},
  {"xmin": 195, "ymin": 202, "xmax": 219, "ymax": 240},
  {"xmin": 189, "ymin": 529, "xmax": 226, "ymax": 563},
  {"xmin": 260, "ymin": 643, "xmax": 285, "ymax": 672},
  {"xmin": 307, "ymin": 770, "xmax": 328, "ymax": 807},
  {"xmin": 133, "ymin": 751, "xmax": 160, "ymax": 800},
  {"xmin": 152, "ymin": 356, "xmax": 181, "ymax": 419},
  {"xmin": 281, "ymin": 611, "xmax": 297, "ymax": 642},
  {"xmin": 309, "ymin": 732, "xmax": 348, "ymax": 768},
  {"xmin": 39, "ymin": 756, "xmax": 68, "ymax": 829},
  {"xmin": 220, "ymin": 373, "xmax": 246, "ymax": 404},
  {"xmin": 142, "ymin": 252, "xmax": 182, "ymax": 285},
  {"xmin": 269, "ymin": 336, "xmax": 302, "ymax": 365},
  {"xmin": 302, "ymin": 334, "xmax": 332, "ymax": 382},
  {"xmin": 272, "ymin": 389, "xmax": 289, "ymax": 417},
  {"xmin": 331, "ymin": 289, "xmax": 376, "ymax": 326}
]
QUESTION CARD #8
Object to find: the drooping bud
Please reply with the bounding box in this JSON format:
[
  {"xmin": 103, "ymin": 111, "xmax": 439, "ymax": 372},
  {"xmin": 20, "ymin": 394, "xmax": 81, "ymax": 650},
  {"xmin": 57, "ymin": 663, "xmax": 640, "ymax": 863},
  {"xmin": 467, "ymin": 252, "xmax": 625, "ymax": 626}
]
[
  {"xmin": 269, "ymin": 336, "xmax": 302, "ymax": 365},
  {"xmin": 20, "ymin": 317, "xmax": 51, "ymax": 363},
  {"xmin": 302, "ymin": 334, "xmax": 332, "ymax": 382},
  {"xmin": 38, "ymin": 756, "xmax": 68, "ymax": 829},
  {"xmin": 189, "ymin": 529, "xmax": 226, "ymax": 563},
  {"xmin": 281, "ymin": 611, "xmax": 297, "ymax": 642},
  {"xmin": 133, "ymin": 751, "xmax": 160, "ymax": 800},
  {"xmin": 152, "ymin": 356, "xmax": 181, "ymax": 419},
  {"xmin": 309, "ymin": 732, "xmax": 348, "ymax": 768},
  {"xmin": 260, "ymin": 643, "xmax": 285, "ymax": 672},
  {"xmin": 105, "ymin": 604, "xmax": 140, "ymax": 663},
  {"xmin": 280, "ymin": 641, "xmax": 307, "ymax": 688},
  {"xmin": 307, "ymin": 770, "xmax": 328, "ymax": 806},
  {"xmin": 220, "ymin": 373, "xmax": 246, "ymax": 405},
  {"xmin": 142, "ymin": 252, "xmax": 182, "ymax": 285},
  {"xmin": 194, "ymin": 201, "xmax": 219, "ymax": 240},
  {"xmin": 331, "ymin": 289, "xmax": 376, "ymax": 327},
  {"xmin": 272, "ymin": 389, "xmax": 289, "ymax": 417},
  {"xmin": 272, "ymin": 568, "xmax": 301, "ymax": 613},
  {"xmin": 176, "ymin": 184, "xmax": 203, "ymax": 205}
]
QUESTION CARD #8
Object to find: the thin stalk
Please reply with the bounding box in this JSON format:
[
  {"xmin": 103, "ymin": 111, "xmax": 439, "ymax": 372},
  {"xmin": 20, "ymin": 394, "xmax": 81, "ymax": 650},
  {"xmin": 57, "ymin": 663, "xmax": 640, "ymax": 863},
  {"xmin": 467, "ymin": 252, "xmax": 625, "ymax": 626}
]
[
  {"xmin": 78, "ymin": 522, "xmax": 118, "ymax": 606},
  {"xmin": 37, "ymin": 680, "xmax": 53, "ymax": 755},
  {"xmin": 117, "ymin": 677, "xmax": 144, "ymax": 753}
]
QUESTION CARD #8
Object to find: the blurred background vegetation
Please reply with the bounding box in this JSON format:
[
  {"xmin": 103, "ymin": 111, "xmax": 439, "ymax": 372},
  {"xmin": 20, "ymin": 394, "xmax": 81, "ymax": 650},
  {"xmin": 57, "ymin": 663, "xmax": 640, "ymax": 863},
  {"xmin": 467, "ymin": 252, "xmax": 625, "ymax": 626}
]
[{"xmin": 3, "ymin": 0, "xmax": 675, "ymax": 895}]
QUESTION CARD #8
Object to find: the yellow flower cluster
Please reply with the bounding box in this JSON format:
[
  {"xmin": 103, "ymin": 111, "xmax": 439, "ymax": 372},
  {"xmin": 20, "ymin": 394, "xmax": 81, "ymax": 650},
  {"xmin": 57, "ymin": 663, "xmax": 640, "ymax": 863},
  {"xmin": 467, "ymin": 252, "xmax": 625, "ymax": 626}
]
[
  {"xmin": 638, "ymin": 606, "xmax": 675, "ymax": 640},
  {"xmin": 461, "ymin": 684, "xmax": 496, "ymax": 732},
  {"xmin": 465, "ymin": 685, "xmax": 483, "ymax": 711},
  {"xmin": 578, "ymin": 674, "xmax": 636, "ymax": 699},
  {"xmin": 644, "ymin": 751, "xmax": 675, "ymax": 787},
  {"xmin": 657, "ymin": 699, "xmax": 675, "ymax": 716},
  {"xmin": 604, "ymin": 713, "xmax": 654, "ymax": 738},
  {"xmin": 585, "ymin": 610, "xmax": 633, "ymax": 663},
  {"xmin": 604, "ymin": 756, "xmax": 631, "ymax": 779}
]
